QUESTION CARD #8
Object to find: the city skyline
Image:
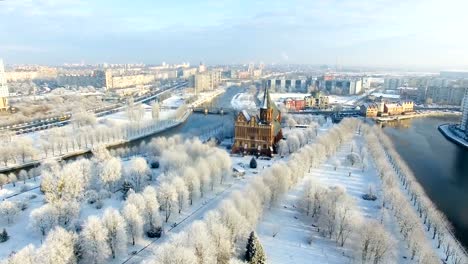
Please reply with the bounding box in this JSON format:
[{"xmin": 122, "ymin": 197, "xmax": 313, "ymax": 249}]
[{"xmin": 1, "ymin": 0, "xmax": 468, "ymax": 69}]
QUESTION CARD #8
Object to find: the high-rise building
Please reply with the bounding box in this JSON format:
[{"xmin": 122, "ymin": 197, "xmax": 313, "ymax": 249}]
[
  {"xmin": 194, "ymin": 70, "xmax": 221, "ymax": 93},
  {"xmin": 0, "ymin": 59, "xmax": 8, "ymax": 111},
  {"xmin": 384, "ymin": 78, "xmax": 402, "ymax": 90},
  {"xmin": 461, "ymin": 88, "xmax": 468, "ymax": 136}
]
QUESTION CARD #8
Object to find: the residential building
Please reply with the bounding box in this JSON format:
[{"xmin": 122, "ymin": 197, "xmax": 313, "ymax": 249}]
[
  {"xmin": 5, "ymin": 66, "xmax": 57, "ymax": 82},
  {"xmin": 0, "ymin": 59, "xmax": 8, "ymax": 111},
  {"xmin": 194, "ymin": 70, "xmax": 221, "ymax": 93},
  {"xmin": 360, "ymin": 103, "xmax": 378, "ymax": 117},
  {"xmin": 304, "ymin": 91, "xmax": 329, "ymax": 109},
  {"xmin": 232, "ymin": 87, "xmax": 283, "ymax": 156},
  {"xmin": 283, "ymin": 98, "xmax": 306, "ymax": 111},
  {"xmin": 57, "ymin": 70, "xmax": 107, "ymax": 88},
  {"xmin": 384, "ymin": 78, "xmax": 403, "ymax": 90},
  {"xmin": 419, "ymin": 86, "xmax": 466, "ymax": 105},
  {"xmin": 384, "ymin": 103, "xmax": 405, "ymax": 115},
  {"xmin": 316, "ymin": 78, "xmax": 362, "ymax": 95}
]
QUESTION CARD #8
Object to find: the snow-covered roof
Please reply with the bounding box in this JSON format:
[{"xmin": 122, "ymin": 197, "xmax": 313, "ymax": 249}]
[{"xmin": 241, "ymin": 109, "xmax": 251, "ymax": 121}]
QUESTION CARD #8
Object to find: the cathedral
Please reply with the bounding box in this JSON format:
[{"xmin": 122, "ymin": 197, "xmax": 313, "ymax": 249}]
[{"xmin": 232, "ymin": 87, "xmax": 283, "ymax": 156}]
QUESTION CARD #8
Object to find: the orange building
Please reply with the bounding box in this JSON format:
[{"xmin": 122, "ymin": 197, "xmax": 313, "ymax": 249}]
[{"xmin": 232, "ymin": 87, "xmax": 283, "ymax": 156}]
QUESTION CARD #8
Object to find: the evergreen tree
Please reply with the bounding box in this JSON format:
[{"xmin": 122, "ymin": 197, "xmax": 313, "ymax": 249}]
[
  {"xmin": 0, "ymin": 228, "xmax": 9, "ymax": 243},
  {"xmin": 249, "ymin": 157, "xmax": 257, "ymax": 169},
  {"xmin": 245, "ymin": 231, "xmax": 266, "ymax": 264}
]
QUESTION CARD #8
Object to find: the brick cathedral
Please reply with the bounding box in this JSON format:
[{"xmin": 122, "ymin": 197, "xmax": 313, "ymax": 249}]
[{"xmin": 232, "ymin": 87, "xmax": 283, "ymax": 156}]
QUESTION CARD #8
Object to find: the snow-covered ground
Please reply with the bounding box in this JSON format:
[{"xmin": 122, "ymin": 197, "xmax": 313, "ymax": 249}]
[
  {"xmin": 257, "ymin": 134, "xmax": 412, "ymax": 264},
  {"xmin": 0, "ymin": 141, "xmax": 279, "ymax": 261}
]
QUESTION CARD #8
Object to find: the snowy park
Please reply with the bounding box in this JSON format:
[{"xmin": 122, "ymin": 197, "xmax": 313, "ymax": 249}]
[{"xmin": 0, "ymin": 114, "xmax": 467, "ymax": 264}]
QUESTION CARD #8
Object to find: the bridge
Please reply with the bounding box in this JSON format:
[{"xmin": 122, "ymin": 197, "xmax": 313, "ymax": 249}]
[{"xmin": 191, "ymin": 107, "xmax": 235, "ymax": 115}]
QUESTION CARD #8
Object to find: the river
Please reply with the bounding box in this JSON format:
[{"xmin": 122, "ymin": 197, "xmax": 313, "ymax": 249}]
[{"xmin": 382, "ymin": 116, "xmax": 468, "ymax": 249}]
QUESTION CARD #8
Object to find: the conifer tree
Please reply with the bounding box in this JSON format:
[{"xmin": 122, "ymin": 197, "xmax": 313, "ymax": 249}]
[
  {"xmin": 245, "ymin": 231, "xmax": 266, "ymax": 264},
  {"xmin": 0, "ymin": 228, "xmax": 9, "ymax": 243},
  {"xmin": 250, "ymin": 157, "xmax": 257, "ymax": 169}
]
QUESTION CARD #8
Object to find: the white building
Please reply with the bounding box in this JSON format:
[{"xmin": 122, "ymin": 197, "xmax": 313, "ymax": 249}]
[
  {"xmin": 461, "ymin": 88, "xmax": 468, "ymax": 136},
  {"xmin": 0, "ymin": 59, "xmax": 8, "ymax": 111}
]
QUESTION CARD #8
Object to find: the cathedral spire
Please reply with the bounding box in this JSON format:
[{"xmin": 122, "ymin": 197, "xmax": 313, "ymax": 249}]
[{"xmin": 261, "ymin": 86, "xmax": 270, "ymax": 109}]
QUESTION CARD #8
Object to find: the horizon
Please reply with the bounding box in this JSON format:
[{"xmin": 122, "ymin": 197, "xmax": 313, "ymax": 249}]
[{"xmin": 1, "ymin": 0, "xmax": 468, "ymax": 70}]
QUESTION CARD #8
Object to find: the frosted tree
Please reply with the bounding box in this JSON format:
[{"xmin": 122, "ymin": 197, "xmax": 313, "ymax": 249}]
[
  {"xmin": 122, "ymin": 203, "xmax": 143, "ymax": 245},
  {"xmin": 126, "ymin": 157, "xmax": 149, "ymax": 192},
  {"xmin": 245, "ymin": 231, "xmax": 266, "ymax": 264},
  {"xmin": 172, "ymin": 176, "xmax": 189, "ymax": 213},
  {"xmin": 80, "ymin": 216, "xmax": 111, "ymax": 264},
  {"xmin": 72, "ymin": 110, "xmax": 97, "ymax": 129},
  {"xmin": 184, "ymin": 168, "xmax": 200, "ymax": 205},
  {"xmin": 335, "ymin": 197, "xmax": 358, "ymax": 247},
  {"xmin": 100, "ymin": 157, "xmax": 122, "ymax": 191},
  {"xmin": 19, "ymin": 169, "xmax": 29, "ymax": 184},
  {"xmin": 55, "ymin": 201, "xmax": 80, "ymax": 228},
  {"xmin": 36, "ymin": 227, "xmax": 77, "ymax": 264},
  {"xmin": 0, "ymin": 201, "xmax": 19, "ymax": 224},
  {"xmin": 30, "ymin": 204, "xmax": 58, "ymax": 242},
  {"xmin": 8, "ymin": 173, "xmax": 17, "ymax": 187},
  {"xmin": 151, "ymin": 101, "xmax": 160, "ymax": 120},
  {"xmin": 150, "ymin": 242, "xmax": 197, "ymax": 264},
  {"xmin": 102, "ymin": 208, "xmax": 127, "ymax": 259},
  {"xmin": 157, "ymin": 182, "xmax": 178, "ymax": 222},
  {"xmin": 358, "ymin": 221, "xmax": 395, "ymax": 264},
  {"xmin": 218, "ymin": 200, "xmax": 247, "ymax": 242},
  {"xmin": 188, "ymin": 221, "xmax": 216, "ymax": 264},
  {"xmin": 0, "ymin": 173, "xmax": 8, "ymax": 189},
  {"xmin": 141, "ymin": 186, "xmax": 162, "ymax": 234},
  {"xmin": 277, "ymin": 139, "xmax": 289, "ymax": 157},
  {"xmin": 205, "ymin": 212, "xmax": 233, "ymax": 264},
  {"xmin": 41, "ymin": 162, "xmax": 86, "ymax": 203},
  {"xmin": 286, "ymin": 135, "xmax": 300, "ymax": 153},
  {"xmin": 6, "ymin": 244, "xmax": 37, "ymax": 264}
]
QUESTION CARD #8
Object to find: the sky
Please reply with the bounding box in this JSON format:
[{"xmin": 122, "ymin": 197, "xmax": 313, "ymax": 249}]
[{"xmin": 1, "ymin": 0, "xmax": 468, "ymax": 69}]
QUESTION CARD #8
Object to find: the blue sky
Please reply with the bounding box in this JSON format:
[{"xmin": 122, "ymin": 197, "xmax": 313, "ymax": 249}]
[{"xmin": 0, "ymin": 0, "xmax": 467, "ymax": 69}]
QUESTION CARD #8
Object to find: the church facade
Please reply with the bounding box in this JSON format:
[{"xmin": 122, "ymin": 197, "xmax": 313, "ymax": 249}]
[{"xmin": 232, "ymin": 87, "xmax": 283, "ymax": 156}]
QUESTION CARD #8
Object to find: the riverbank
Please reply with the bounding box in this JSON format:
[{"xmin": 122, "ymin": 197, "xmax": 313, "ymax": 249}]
[
  {"xmin": 383, "ymin": 116, "xmax": 468, "ymax": 250},
  {"xmin": 375, "ymin": 110, "xmax": 461, "ymax": 123},
  {"xmin": 438, "ymin": 124, "xmax": 468, "ymax": 149}
]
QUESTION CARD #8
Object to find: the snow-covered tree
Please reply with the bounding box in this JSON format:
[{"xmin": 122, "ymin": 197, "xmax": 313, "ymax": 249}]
[
  {"xmin": 286, "ymin": 135, "xmax": 300, "ymax": 153},
  {"xmin": 357, "ymin": 221, "xmax": 395, "ymax": 264},
  {"xmin": 151, "ymin": 101, "xmax": 160, "ymax": 120},
  {"xmin": 172, "ymin": 177, "xmax": 189, "ymax": 214},
  {"xmin": 0, "ymin": 173, "xmax": 8, "ymax": 189},
  {"xmin": 122, "ymin": 203, "xmax": 143, "ymax": 245},
  {"xmin": 19, "ymin": 169, "xmax": 29, "ymax": 184},
  {"xmin": 80, "ymin": 216, "xmax": 111, "ymax": 264},
  {"xmin": 126, "ymin": 157, "xmax": 149, "ymax": 192},
  {"xmin": 157, "ymin": 182, "xmax": 178, "ymax": 222},
  {"xmin": 100, "ymin": 157, "xmax": 122, "ymax": 191},
  {"xmin": 0, "ymin": 201, "xmax": 19, "ymax": 224},
  {"xmin": 188, "ymin": 221, "xmax": 215, "ymax": 264},
  {"xmin": 30, "ymin": 204, "xmax": 58, "ymax": 242},
  {"xmin": 36, "ymin": 226, "xmax": 77, "ymax": 264},
  {"xmin": 141, "ymin": 186, "xmax": 162, "ymax": 233},
  {"xmin": 184, "ymin": 168, "xmax": 201, "ymax": 205},
  {"xmin": 149, "ymin": 242, "xmax": 197, "ymax": 264},
  {"xmin": 5, "ymin": 244, "xmax": 37, "ymax": 264},
  {"xmin": 102, "ymin": 208, "xmax": 127, "ymax": 259}
]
